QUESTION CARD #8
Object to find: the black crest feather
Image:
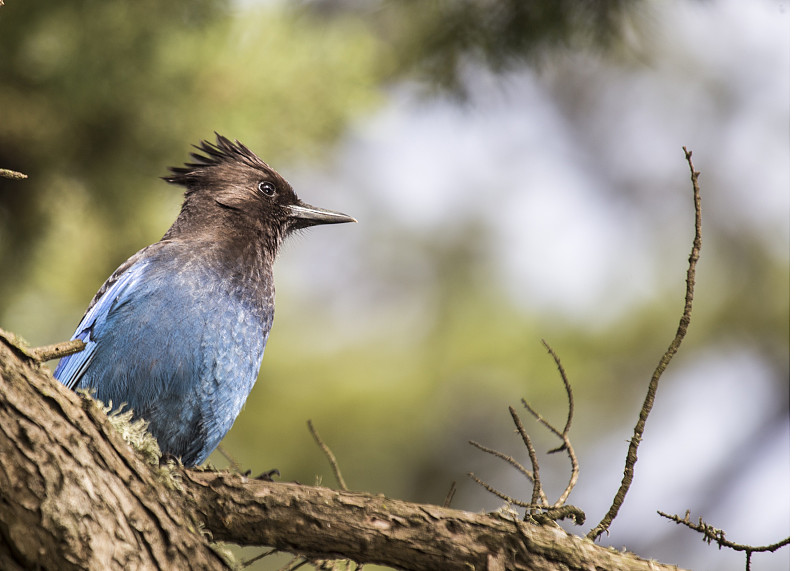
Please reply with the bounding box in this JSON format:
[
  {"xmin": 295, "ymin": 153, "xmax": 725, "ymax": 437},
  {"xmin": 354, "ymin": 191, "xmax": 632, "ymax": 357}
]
[{"xmin": 163, "ymin": 133, "xmax": 271, "ymax": 186}]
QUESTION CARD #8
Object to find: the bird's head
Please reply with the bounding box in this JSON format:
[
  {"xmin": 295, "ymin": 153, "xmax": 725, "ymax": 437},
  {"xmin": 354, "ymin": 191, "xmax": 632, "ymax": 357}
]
[{"xmin": 163, "ymin": 134, "xmax": 356, "ymax": 241}]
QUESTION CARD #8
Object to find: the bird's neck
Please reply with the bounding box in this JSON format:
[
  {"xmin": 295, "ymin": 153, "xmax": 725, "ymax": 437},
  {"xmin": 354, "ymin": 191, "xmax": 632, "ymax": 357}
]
[{"xmin": 162, "ymin": 201, "xmax": 281, "ymax": 276}]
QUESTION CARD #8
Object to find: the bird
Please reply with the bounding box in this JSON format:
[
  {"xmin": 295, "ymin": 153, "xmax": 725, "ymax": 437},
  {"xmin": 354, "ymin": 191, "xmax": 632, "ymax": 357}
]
[{"xmin": 54, "ymin": 134, "xmax": 356, "ymax": 466}]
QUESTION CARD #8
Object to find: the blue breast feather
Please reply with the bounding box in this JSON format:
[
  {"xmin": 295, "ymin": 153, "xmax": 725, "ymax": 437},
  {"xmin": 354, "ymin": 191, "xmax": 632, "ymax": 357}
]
[{"xmin": 54, "ymin": 246, "xmax": 272, "ymax": 465}]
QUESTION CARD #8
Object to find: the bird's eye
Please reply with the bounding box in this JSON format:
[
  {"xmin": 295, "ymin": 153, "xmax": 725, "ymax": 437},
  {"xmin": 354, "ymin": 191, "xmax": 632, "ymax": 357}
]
[{"xmin": 258, "ymin": 181, "xmax": 276, "ymax": 196}]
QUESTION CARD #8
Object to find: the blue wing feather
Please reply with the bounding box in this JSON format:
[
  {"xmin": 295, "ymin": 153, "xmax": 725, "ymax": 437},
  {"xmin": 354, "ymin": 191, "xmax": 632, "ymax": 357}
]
[{"xmin": 54, "ymin": 258, "xmax": 151, "ymax": 389}]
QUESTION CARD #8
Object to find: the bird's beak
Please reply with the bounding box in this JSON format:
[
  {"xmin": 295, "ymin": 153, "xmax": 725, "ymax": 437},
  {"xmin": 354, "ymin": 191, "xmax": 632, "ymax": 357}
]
[{"xmin": 286, "ymin": 201, "xmax": 357, "ymax": 226}]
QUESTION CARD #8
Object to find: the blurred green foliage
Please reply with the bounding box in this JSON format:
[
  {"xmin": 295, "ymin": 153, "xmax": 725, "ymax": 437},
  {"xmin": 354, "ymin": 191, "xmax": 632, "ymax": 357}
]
[
  {"xmin": 305, "ymin": 0, "xmax": 640, "ymax": 94},
  {"xmin": 0, "ymin": 0, "xmax": 382, "ymax": 337}
]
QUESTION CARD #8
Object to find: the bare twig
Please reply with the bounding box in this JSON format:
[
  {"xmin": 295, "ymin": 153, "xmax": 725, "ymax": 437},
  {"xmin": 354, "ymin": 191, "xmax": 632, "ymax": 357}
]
[
  {"xmin": 587, "ymin": 147, "xmax": 702, "ymax": 541},
  {"xmin": 28, "ymin": 339, "xmax": 86, "ymax": 362},
  {"xmin": 443, "ymin": 481, "xmax": 457, "ymax": 508},
  {"xmin": 522, "ymin": 340, "xmax": 580, "ymax": 507},
  {"xmin": 471, "ymin": 340, "xmax": 581, "ymax": 513},
  {"xmin": 468, "ymin": 439, "xmax": 542, "ymax": 506},
  {"xmin": 508, "ymin": 406, "xmax": 545, "ymax": 509},
  {"xmin": 241, "ymin": 548, "xmax": 278, "ymax": 568},
  {"xmin": 214, "ymin": 444, "xmax": 242, "ymax": 473},
  {"xmin": 307, "ymin": 420, "xmax": 348, "ymax": 490},
  {"xmin": 468, "ymin": 440, "xmax": 534, "ymax": 483},
  {"xmin": 553, "ymin": 435, "xmax": 578, "ymax": 507},
  {"xmin": 0, "ymin": 168, "xmax": 27, "ymax": 180},
  {"xmin": 467, "ymin": 472, "xmax": 537, "ymax": 508},
  {"xmin": 541, "ymin": 339, "xmax": 574, "ymax": 434},
  {"xmin": 520, "ymin": 400, "xmax": 561, "ymax": 438},
  {"xmin": 523, "ymin": 396, "xmax": 580, "ymax": 508},
  {"xmin": 658, "ymin": 511, "xmax": 789, "ymax": 571},
  {"xmin": 529, "ymin": 505, "xmax": 586, "ymax": 526},
  {"xmin": 278, "ymin": 556, "xmax": 307, "ymax": 571}
]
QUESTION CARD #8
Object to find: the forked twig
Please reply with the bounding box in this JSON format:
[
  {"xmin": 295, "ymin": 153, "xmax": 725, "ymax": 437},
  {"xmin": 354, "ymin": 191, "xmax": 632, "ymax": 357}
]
[
  {"xmin": 307, "ymin": 420, "xmax": 348, "ymax": 490},
  {"xmin": 469, "ymin": 341, "xmax": 581, "ymax": 513},
  {"xmin": 587, "ymin": 147, "xmax": 702, "ymax": 540},
  {"xmin": 522, "ymin": 339, "xmax": 579, "ymax": 507},
  {"xmin": 468, "ymin": 405, "xmax": 549, "ymax": 512},
  {"xmin": 658, "ymin": 511, "xmax": 789, "ymax": 571},
  {"xmin": 520, "ymin": 402, "xmax": 578, "ymax": 507}
]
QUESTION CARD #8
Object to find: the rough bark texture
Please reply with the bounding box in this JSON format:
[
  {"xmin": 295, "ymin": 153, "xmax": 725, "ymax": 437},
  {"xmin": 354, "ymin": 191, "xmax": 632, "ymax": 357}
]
[
  {"xmin": 0, "ymin": 330, "xmax": 685, "ymax": 571},
  {"xmin": 0, "ymin": 331, "xmax": 228, "ymax": 570},
  {"xmin": 184, "ymin": 471, "xmax": 681, "ymax": 571}
]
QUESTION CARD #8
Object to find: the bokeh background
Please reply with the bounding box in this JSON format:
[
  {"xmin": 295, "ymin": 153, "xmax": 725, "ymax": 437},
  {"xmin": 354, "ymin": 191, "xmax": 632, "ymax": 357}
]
[{"xmin": 0, "ymin": 1, "xmax": 788, "ymax": 569}]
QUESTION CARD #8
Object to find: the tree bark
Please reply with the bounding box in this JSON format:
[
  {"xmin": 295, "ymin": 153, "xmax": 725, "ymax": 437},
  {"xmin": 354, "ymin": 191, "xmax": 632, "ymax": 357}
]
[
  {"xmin": 184, "ymin": 471, "xmax": 682, "ymax": 570},
  {"xmin": 0, "ymin": 330, "xmax": 684, "ymax": 571},
  {"xmin": 0, "ymin": 330, "xmax": 228, "ymax": 570}
]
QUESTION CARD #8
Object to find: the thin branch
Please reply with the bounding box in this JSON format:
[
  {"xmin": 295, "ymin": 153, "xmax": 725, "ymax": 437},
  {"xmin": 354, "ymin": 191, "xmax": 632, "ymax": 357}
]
[
  {"xmin": 0, "ymin": 168, "xmax": 27, "ymax": 180},
  {"xmin": 554, "ymin": 435, "xmax": 578, "ymax": 508},
  {"xmin": 278, "ymin": 557, "xmax": 308, "ymax": 571},
  {"xmin": 468, "ymin": 440, "xmax": 534, "ymax": 483},
  {"xmin": 520, "ymin": 400, "xmax": 560, "ymax": 437},
  {"xmin": 242, "ymin": 548, "xmax": 278, "ymax": 568},
  {"xmin": 658, "ymin": 511, "xmax": 789, "ymax": 570},
  {"xmin": 508, "ymin": 406, "xmax": 545, "ymax": 509},
  {"xmin": 443, "ymin": 481, "xmax": 457, "ymax": 508},
  {"xmin": 307, "ymin": 420, "xmax": 348, "ymax": 490},
  {"xmin": 541, "ymin": 339, "xmax": 574, "ymax": 434},
  {"xmin": 471, "ymin": 340, "xmax": 580, "ymax": 513},
  {"xmin": 587, "ymin": 147, "xmax": 703, "ymax": 541},
  {"xmin": 522, "ymin": 340, "xmax": 580, "ymax": 507},
  {"xmin": 521, "ymin": 397, "xmax": 580, "ymax": 508},
  {"xmin": 214, "ymin": 444, "xmax": 242, "ymax": 473},
  {"xmin": 467, "ymin": 472, "xmax": 537, "ymax": 508},
  {"xmin": 529, "ymin": 505, "xmax": 586, "ymax": 526},
  {"xmin": 522, "ymin": 399, "xmax": 580, "ymax": 508},
  {"xmin": 28, "ymin": 339, "xmax": 86, "ymax": 362}
]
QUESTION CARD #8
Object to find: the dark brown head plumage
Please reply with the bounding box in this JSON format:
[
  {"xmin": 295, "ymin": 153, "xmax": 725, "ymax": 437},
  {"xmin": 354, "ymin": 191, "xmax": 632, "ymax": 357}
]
[
  {"xmin": 163, "ymin": 133, "xmax": 275, "ymax": 189},
  {"xmin": 160, "ymin": 134, "xmax": 356, "ymax": 245}
]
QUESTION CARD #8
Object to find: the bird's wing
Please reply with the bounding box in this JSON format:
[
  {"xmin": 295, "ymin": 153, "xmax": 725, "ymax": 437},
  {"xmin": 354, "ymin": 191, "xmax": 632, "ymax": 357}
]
[{"xmin": 54, "ymin": 247, "xmax": 158, "ymax": 390}]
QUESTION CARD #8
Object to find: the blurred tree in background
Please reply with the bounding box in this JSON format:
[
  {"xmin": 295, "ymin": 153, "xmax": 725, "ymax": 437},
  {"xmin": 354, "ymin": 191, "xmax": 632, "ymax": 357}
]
[
  {"xmin": 306, "ymin": 0, "xmax": 639, "ymax": 92},
  {"xmin": 0, "ymin": 1, "xmax": 788, "ymax": 569},
  {"xmin": 0, "ymin": 0, "xmax": 380, "ymax": 334}
]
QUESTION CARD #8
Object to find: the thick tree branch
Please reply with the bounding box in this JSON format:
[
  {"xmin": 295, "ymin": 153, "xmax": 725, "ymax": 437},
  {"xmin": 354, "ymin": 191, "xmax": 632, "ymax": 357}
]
[
  {"xmin": 182, "ymin": 471, "xmax": 681, "ymax": 571},
  {"xmin": 0, "ymin": 328, "xmax": 686, "ymax": 570}
]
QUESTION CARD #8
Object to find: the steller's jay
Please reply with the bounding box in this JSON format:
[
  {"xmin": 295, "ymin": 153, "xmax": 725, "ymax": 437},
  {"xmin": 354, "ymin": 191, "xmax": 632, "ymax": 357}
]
[{"xmin": 54, "ymin": 134, "xmax": 356, "ymax": 466}]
